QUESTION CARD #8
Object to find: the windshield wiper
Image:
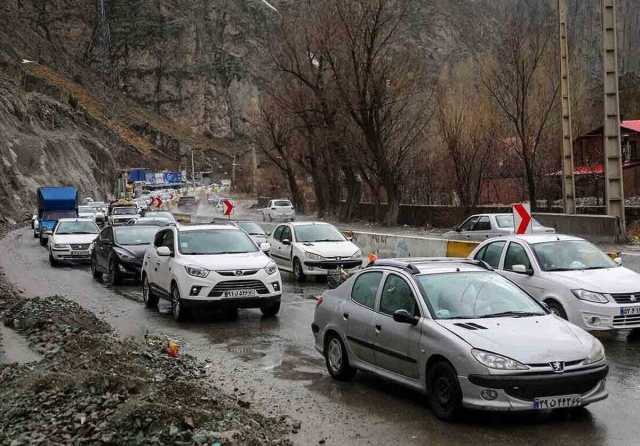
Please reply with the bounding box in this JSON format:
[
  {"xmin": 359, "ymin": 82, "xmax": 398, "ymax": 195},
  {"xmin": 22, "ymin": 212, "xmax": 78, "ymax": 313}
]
[{"xmin": 479, "ymin": 311, "xmax": 543, "ymax": 318}]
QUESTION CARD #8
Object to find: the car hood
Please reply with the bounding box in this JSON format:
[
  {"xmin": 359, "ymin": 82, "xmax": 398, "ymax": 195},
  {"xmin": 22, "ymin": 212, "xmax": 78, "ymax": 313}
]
[
  {"xmin": 116, "ymin": 244, "xmax": 150, "ymax": 259},
  {"xmin": 546, "ymin": 267, "xmax": 640, "ymax": 293},
  {"xmin": 180, "ymin": 251, "xmax": 272, "ymax": 270},
  {"xmin": 438, "ymin": 315, "xmax": 593, "ymax": 364},
  {"xmin": 295, "ymin": 241, "xmax": 359, "ymax": 258},
  {"xmin": 52, "ymin": 234, "xmax": 98, "ymax": 244}
]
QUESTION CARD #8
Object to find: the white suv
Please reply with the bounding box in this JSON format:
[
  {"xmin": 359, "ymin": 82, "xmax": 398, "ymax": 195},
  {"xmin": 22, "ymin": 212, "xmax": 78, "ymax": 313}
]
[{"xmin": 141, "ymin": 224, "xmax": 282, "ymax": 321}]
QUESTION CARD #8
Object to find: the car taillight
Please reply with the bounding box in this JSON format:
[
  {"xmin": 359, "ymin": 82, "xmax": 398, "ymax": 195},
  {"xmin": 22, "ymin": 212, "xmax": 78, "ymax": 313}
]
[{"xmin": 315, "ymin": 296, "xmax": 323, "ymax": 306}]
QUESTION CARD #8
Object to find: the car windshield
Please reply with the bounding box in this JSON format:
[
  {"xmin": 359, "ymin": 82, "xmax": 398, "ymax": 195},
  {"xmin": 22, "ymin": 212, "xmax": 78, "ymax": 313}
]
[
  {"xmin": 417, "ymin": 272, "xmax": 545, "ymax": 320},
  {"xmin": 55, "ymin": 221, "xmax": 99, "ymax": 235},
  {"xmin": 78, "ymin": 206, "xmax": 96, "ymax": 214},
  {"xmin": 178, "ymin": 230, "xmax": 258, "ymax": 255},
  {"xmin": 294, "ymin": 224, "xmax": 345, "ymax": 242},
  {"xmin": 42, "ymin": 210, "xmax": 77, "ymax": 220},
  {"xmin": 274, "ymin": 200, "xmax": 292, "ymax": 207},
  {"xmin": 114, "ymin": 226, "xmax": 158, "ymax": 245},
  {"xmin": 112, "ymin": 207, "xmax": 137, "ymax": 215},
  {"xmin": 531, "ymin": 240, "xmax": 616, "ymax": 271},
  {"xmin": 495, "ymin": 215, "xmax": 543, "ymax": 228},
  {"xmin": 238, "ymin": 222, "xmax": 265, "ymax": 235}
]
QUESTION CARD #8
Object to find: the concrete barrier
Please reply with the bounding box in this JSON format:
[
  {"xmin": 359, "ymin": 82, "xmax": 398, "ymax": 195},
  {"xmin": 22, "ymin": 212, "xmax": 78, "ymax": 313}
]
[
  {"xmin": 622, "ymin": 251, "xmax": 640, "ymax": 273},
  {"xmin": 533, "ymin": 213, "xmax": 622, "ymax": 243},
  {"xmin": 350, "ymin": 231, "xmax": 480, "ymax": 259}
]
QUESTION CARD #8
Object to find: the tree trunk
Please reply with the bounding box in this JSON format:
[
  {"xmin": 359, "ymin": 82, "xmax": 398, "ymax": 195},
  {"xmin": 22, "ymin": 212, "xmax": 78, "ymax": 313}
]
[
  {"xmin": 285, "ymin": 165, "xmax": 305, "ymax": 213},
  {"xmin": 383, "ymin": 183, "xmax": 401, "ymax": 226},
  {"xmin": 341, "ymin": 170, "xmax": 362, "ymax": 222},
  {"xmin": 525, "ymin": 163, "xmax": 538, "ymax": 211}
]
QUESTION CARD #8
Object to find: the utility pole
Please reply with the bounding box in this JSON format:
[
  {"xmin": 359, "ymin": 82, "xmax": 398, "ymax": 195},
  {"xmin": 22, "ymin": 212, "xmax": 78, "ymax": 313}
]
[
  {"xmin": 191, "ymin": 147, "xmax": 196, "ymax": 189},
  {"xmin": 601, "ymin": 0, "xmax": 626, "ymax": 236},
  {"xmin": 231, "ymin": 154, "xmax": 238, "ymax": 192},
  {"xmin": 251, "ymin": 146, "xmax": 258, "ymax": 195},
  {"xmin": 558, "ymin": 0, "xmax": 576, "ymax": 214}
]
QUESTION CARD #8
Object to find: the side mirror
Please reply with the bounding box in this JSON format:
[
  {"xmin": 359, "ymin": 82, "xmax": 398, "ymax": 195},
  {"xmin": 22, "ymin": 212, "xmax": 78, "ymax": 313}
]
[
  {"xmin": 455, "ymin": 226, "xmax": 462, "ymax": 233},
  {"xmin": 393, "ymin": 309, "xmax": 419, "ymax": 326},
  {"xmin": 511, "ymin": 264, "xmax": 533, "ymax": 276},
  {"xmin": 260, "ymin": 242, "xmax": 271, "ymax": 252},
  {"xmin": 282, "ymin": 239, "xmax": 291, "ymax": 246},
  {"xmin": 157, "ymin": 246, "xmax": 171, "ymax": 257}
]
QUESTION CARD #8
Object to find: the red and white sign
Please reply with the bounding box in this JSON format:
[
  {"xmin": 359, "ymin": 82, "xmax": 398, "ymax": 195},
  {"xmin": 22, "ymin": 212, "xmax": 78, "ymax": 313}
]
[
  {"xmin": 222, "ymin": 199, "xmax": 234, "ymax": 216},
  {"xmin": 512, "ymin": 203, "xmax": 532, "ymax": 235},
  {"xmin": 151, "ymin": 196, "xmax": 163, "ymax": 208}
]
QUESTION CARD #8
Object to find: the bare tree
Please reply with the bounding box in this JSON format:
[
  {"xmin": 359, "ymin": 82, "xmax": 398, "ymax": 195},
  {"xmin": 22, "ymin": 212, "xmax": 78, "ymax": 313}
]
[{"xmin": 480, "ymin": 0, "xmax": 559, "ymax": 210}]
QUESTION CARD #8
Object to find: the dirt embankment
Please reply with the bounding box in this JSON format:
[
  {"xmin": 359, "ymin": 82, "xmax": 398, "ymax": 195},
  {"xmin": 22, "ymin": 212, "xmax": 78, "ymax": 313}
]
[{"xmin": 0, "ymin": 224, "xmax": 293, "ymax": 445}]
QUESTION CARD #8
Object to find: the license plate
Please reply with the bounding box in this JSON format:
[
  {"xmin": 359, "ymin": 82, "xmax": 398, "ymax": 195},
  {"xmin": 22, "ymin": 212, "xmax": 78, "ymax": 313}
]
[
  {"xmin": 621, "ymin": 306, "xmax": 640, "ymax": 316},
  {"xmin": 223, "ymin": 289, "xmax": 256, "ymax": 298},
  {"xmin": 71, "ymin": 251, "xmax": 87, "ymax": 256},
  {"xmin": 533, "ymin": 395, "xmax": 582, "ymax": 410}
]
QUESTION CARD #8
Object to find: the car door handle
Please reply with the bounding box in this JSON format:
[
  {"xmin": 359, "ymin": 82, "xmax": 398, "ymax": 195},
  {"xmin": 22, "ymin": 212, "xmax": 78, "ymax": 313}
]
[
  {"xmin": 375, "ymin": 324, "xmax": 381, "ymax": 332},
  {"xmin": 343, "ymin": 313, "xmax": 349, "ymax": 320}
]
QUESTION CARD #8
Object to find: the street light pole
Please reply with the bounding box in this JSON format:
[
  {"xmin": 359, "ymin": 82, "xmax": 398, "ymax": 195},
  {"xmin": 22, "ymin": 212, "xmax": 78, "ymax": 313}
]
[{"xmin": 191, "ymin": 147, "xmax": 196, "ymax": 189}]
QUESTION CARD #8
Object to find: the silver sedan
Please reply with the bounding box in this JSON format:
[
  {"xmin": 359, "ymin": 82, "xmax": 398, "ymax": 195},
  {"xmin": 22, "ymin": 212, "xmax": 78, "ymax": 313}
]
[{"xmin": 311, "ymin": 258, "xmax": 608, "ymax": 420}]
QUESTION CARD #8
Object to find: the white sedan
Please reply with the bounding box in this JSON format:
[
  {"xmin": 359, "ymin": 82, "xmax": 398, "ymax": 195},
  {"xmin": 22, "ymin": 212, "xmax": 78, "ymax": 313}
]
[
  {"xmin": 469, "ymin": 234, "xmax": 640, "ymax": 331},
  {"xmin": 268, "ymin": 222, "xmax": 362, "ymax": 281},
  {"xmin": 48, "ymin": 218, "xmax": 100, "ymax": 266}
]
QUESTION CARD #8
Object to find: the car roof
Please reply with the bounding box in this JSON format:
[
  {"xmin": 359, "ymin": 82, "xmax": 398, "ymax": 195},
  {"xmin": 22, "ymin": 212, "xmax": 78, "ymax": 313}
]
[
  {"xmin": 114, "ymin": 224, "xmax": 160, "ymax": 230},
  {"xmin": 368, "ymin": 258, "xmax": 491, "ymax": 275},
  {"xmin": 176, "ymin": 224, "xmax": 240, "ymax": 232},
  {"xmin": 485, "ymin": 233, "xmax": 583, "ymax": 245},
  {"xmin": 57, "ymin": 218, "xmax": 95, "ymax": 223},
  {"xmin": 287, "ymin": 221, "xmax": 331, "ymax": 227}
]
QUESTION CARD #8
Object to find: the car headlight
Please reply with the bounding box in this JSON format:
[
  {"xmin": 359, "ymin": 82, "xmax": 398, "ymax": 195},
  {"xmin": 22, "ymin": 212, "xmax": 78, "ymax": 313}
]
[
  {"xmin": 572, "ymin": 289, "xmax": 609, "ymax": 304},
  {"xmin": 53, "ymin": 243, "xmax": 70, "ymax": 250},
  {"xmin": 583, "ymin": 341, "xmax": 605, "ymax": 365},
  {"xmin": 471, "ymin": 349, "xmax": 529, "ymax": 370},
  {"xmin": 305, "ymin": 252, "xmax": 325, "ymax": 261},
  {"xmin": 185, "ymin": 265, "xmax": 209, "ymax": 278},
  {"xmin": 264, "ymin": 262, "xmax": 278, "ymax": 275},
  {"xmin": 115, "ymin": 249, "xmax": 135, "ymax": 261},
  {"xmin": 351, "ymin": 249, "xmax": 362, "ymax": 259}
]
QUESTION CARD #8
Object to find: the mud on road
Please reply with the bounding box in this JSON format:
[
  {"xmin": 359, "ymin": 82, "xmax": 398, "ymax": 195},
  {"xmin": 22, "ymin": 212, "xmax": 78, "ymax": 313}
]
[{"xmin": 2, "ymin": 227, "xmax": 640, "ymax": 445}]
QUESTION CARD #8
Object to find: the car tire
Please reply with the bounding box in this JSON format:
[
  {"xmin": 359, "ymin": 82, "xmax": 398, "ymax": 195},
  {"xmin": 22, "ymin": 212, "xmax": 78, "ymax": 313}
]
[
  {"xmin": 324, "ymin": 334, "xmax": 356, "ymax": 381},
  {"xmin": 142, "ymin": 275, "xmax": 159, "ymax": 308},
  {"xmin": 91, "ymin": 255, "xmax": 102, "ymax": 280},
  {"xmin": 427, "ymin": 361, "xmax": 463, "ymax": 421},
  {"xmin": 49, "ymin": 250, "xmax": 58, "ymax": 267},
  {"xmin": 293, "ymin": 258, "xmax": 306, "ymax": 282},
  {"xmin": 545, "ymin": 300, "xmax": 568, "ymax": 320},
  {"xmin": 261, "ymin": 302, "xmax": 280, "ymax": 317},
  {"xmin": 33, "ymin": 230, "xmax": 38, "ymax": 239},
  {"xmin": 39, "ymin": 236, "xmax": 47, "ymax": 247},
  {"xmin": 171, "ymin": 283, "xmax": 187, "ymax": 322},
  {"xmin": 107, "ymin": 258, "xmax": 122, "ymax": 286}
]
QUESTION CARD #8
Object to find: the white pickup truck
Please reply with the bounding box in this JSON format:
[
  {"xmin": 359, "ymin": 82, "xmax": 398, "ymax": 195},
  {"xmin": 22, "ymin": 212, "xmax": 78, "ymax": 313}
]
[{"xmin": 261, "ymin": 199, "xmax": 296, "ymax": 222}]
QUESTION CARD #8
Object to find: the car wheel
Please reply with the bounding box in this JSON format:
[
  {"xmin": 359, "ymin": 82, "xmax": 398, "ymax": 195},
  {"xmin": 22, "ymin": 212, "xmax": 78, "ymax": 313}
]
[
  {"xmin": 261, "ymin": 302, "xmax": 280, "ymax": 317},
  {"xmin": 91, "ymin": 255, "xmax": 102, "ymax": 280},
  {"xmin": 324, "ymin": 334, "xmax": 356, "ymax": 381},
  {"xmin": 107, "ymin": 258, "xmax": 121, "ymax": 286},
  {"xmin": 546, "ymin": 300, "xmax": 568, "ymax": 320},
  {"xmin": 171, "ymin": 283, "xmax": 187, "ymax": 322},
  {"xmin": 293, "ymin": 258, "xmax": 306, "ymax": 282},
  {"xmin": 49, "ymin": 250, "xmax": 58, "ymax": 267},
  {"xmin": 33, "ymin": 230, "xmax": 38, "ymax": 239},
  {"xmin": 142, "ymin": 275, "xmax": 159, "ymax": 308},
  {"xmin": 427, "ymin": 361, "xmax": 463, "ymax": 421},
  {"xmin": 39, "ymin": 236, "xmax": 47, "ymax": 247}
]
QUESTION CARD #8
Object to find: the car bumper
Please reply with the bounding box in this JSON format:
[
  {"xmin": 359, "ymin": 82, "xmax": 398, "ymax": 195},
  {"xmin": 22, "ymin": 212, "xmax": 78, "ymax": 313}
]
[
  {"xmin": 50, "ymin": 249, "xmax": 91, "ymax": 262},
  {"xmin": 568, "ymin": 300, "xmax": 640, "ymax": 330},
  {"xmin": 176, "ymin": 274, "xmax": 283, "ymax": 305},
  {"xmin": 461, "ymin": 364, "xmax": 609, "ymax": 411},
  {"xmin": 302, "ymin": 260, "xmax": 363, "ymax": 275},
  {"xmin": 117, "ymin": 260, "xmax": 143, "ymax": 277},
  {"xmin": 181, "ymin": 295, "xmax": 281, "ymax": 309}
]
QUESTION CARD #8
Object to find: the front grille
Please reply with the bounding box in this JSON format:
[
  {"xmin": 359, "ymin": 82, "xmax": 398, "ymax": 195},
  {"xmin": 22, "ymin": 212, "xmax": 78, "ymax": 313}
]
[
  {"xmin": 217, "ymin": 270, "xmax": 258, "ymax": 277},
  {"xmin": 209, "ymin": 280, "xmax": 269, "ymax": 297},
  {"xmin": 613, "ymin": 314, "xmax": 640, "ymax": 327},
  {"xmin": 505, "ymin": 376, "xmax": 601, "ymax": 400},
  {"xmin": 527, "ymin": 359, "xmax": 584, "ymax": 368},
  {"xmin": 70, "ymin": 243, "xmax": 90, "ymax": 250},
  {"xmin": 611, "ymin": 293, "xmax": 640, "ymax": 304}
]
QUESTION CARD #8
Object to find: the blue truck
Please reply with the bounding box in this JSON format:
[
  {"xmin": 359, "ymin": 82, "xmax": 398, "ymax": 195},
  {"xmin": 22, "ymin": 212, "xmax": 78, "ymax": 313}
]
[{"xmin": 37, "ymin": 186, "xmax": 79, "ymax": 246}]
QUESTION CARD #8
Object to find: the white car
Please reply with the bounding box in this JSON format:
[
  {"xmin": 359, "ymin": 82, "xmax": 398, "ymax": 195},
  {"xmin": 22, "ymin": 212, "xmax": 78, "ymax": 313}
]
[
  {"xmin": 443, "ymin": 213, "xmax": 555, "ymax": 241},
  {"xmin": 262, "ymin": 199, "xmax": 296, "ymax": 222},
  {"xmin": 268, "ymin": 222, "xmax": 362, "ymax": 281},
  {"xmin": 141, "ymin": 224, "xmax": 282, "ymax": 321},
  {"xmin": 78, "ymin": 205, "xmax": 98, "ymax": 221},
  {"xmin": 470, "ymin": 234, "xmax": 640, "ymax": 331},
  {"xmin": 48, "ymin": 218, "xmax": 100, "ymax": 266}
]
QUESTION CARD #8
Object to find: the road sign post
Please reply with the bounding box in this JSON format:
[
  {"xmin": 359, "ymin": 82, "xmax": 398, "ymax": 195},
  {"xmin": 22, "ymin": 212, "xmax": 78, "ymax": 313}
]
[
  {"xmin": 513, "ymin": 203, "xmax": 533, "ymax": 235},
  {"xmin": 222, "ymin": 199, "xmax": 234, "ymax": 218}
]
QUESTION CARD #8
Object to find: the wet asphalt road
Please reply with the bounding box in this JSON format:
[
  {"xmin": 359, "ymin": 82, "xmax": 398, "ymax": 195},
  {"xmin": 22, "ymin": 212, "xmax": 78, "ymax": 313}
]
[{"xmin": 2, "ymin": 228, "xmax": 640, "ymax": 445}]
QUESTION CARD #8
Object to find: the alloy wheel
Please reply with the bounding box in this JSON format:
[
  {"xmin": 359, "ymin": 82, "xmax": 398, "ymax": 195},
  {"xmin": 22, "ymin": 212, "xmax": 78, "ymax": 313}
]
[{"xmin": 327, "ymin": 338, "xmax": 343, "ymax": 373}]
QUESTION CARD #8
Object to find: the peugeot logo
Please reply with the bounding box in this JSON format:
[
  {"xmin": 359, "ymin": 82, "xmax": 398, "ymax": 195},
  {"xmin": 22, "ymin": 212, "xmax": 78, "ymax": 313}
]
[
  {"xmin": 234, "ymin": 270, "xmax": 244, "ymax": 277},
  {"xmin": 631, "ymin": 295, "xmax": 637, "ymax": 302},
  {"xmin": 550, "ymin": 361, "xmax": 565, "ymax": 373}
]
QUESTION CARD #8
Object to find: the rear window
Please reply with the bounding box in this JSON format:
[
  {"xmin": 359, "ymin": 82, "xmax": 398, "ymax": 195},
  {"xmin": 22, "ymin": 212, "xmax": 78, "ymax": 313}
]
[{"xmin": 273, "ymin": 200, "xmax": 292, "ymax": 207}]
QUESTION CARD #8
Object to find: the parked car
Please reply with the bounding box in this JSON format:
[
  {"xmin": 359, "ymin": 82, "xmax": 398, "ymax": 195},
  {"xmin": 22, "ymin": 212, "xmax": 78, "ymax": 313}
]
[
  {"xmin": 268, "ymin": 222, "xmax": 362, "ymax": 281},
  {"xmin": 443, "ymin": 213, "xmax": 555, "ymax": 241},
  {"xmin": 211, "ymin": 218, "xmax": 268, "ymax": 247},
  {"xmin": 261, "ymin": 199, "xmax": 295, "ymax": 222},
  {"xmin": 91, "ymin": 225, "xmax": 160, "ymax": 285},
  {"xmin": 141, "ymin": 224, "xmax": 281, "ymax": 321},
  {"xmin": 312, "ymin": 258, "xmax": 608, "ymax": 420},
  {"xmin": 470, "ymin": 234, "xmax": 640, "ymax": 331},
  {"xmin": 48, "ymin": 218, "xmax": 100, "ymax": 266}
]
